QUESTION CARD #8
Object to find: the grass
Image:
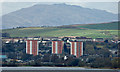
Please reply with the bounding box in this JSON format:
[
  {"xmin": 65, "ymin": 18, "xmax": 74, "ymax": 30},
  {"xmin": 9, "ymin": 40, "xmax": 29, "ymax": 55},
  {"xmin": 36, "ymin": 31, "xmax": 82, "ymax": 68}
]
[
  {"xmin": 96, "ymin": 45, "xmax": 104, "ymax": 48},
  {"xmin": 2, "ymin": 22, "xmax": 119, "ymax": 38},
  {"xmin": 74, "ymin": 22, "xmax": 118, "ymax": 30},
  {"xmin": 19, "ymin": 27, "xmax": 44, "ymax": 30},
  {"xmin": 2, "ymin": 27, "xmax": 119, "ymax": 38}
]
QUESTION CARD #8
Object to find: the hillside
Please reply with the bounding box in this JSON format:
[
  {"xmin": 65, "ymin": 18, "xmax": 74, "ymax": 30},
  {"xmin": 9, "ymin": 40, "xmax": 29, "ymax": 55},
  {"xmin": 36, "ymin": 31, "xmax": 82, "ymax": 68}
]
[
  {"xmin": 2, "ymin": 22, "xmax": 119, "ymax": 38},
  {"xmin": 2, "ymin": 3, "xmax": 117, "ymax": 29},
  {"xmin": 73, "ymin": 22, "xmax": 118, "ymax": 30}
]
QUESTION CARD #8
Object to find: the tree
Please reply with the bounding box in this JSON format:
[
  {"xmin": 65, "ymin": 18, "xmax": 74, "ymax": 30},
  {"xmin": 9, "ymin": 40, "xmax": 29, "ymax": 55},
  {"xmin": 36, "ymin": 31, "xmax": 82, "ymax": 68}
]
[
  {"xmin": 104, "ymin": 40, "xmax": 108, "ymax": 43},
  {"xmin": 2, "ymin": 33, "xmax": 10, "ymax": 37},
  {"xmin": 90, "ymin": 57, "xmax": 112, "ymax": 68},
  {"xmin": 21, "ymin": 54, "xmax": 33, "ymax": 61},
  {"xmin": 111, "ymin": 57, "xmax": 120, "ymax": 68},
  {"xmin": 78, "ymin": 60, "xmax": 86, "ymax": 67}
]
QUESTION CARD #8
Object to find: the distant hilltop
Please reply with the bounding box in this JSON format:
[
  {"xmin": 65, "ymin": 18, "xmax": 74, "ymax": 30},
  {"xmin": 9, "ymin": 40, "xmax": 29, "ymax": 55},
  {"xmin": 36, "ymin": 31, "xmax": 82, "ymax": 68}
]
[{"xmin": 2, "ymin": 3, "xmax": 117, "ymax": 29}]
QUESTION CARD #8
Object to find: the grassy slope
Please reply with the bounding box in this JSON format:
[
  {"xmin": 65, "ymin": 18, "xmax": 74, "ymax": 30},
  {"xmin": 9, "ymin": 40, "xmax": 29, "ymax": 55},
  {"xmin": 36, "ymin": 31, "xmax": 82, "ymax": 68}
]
[
  {"xmin": 2, "ymin": 22, "xmax": 119, "ymax": 38},
  {"xmin": 74, "ymin": 22, "xmax": 118, "ymax": 30}
]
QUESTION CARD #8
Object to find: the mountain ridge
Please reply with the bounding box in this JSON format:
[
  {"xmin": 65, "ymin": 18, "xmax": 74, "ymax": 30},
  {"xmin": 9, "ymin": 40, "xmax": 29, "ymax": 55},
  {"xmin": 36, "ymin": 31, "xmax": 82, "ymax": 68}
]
[{"xmin": 2, "ymin": 3, "xmax": 117, "ymax": 29}]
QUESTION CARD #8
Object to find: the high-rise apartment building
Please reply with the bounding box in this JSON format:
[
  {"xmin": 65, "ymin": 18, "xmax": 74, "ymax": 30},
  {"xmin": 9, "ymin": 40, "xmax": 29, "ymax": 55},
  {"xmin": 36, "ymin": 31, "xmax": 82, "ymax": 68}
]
[
  {"xmin": 52, "ymin": 41, "xmax": 64, "ymax": 54},
  {"xmin": 26, "ymin": 40, "xmax": 39, "ymax": 56},
  {"xmin": 70, "ymin": 41, "xmax": 83, "ymax": 58}
]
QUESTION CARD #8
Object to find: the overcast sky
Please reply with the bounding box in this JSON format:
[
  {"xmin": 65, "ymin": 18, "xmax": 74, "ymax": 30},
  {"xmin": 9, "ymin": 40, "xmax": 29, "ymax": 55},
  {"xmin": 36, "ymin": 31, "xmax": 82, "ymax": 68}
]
[{"xmin": 0, "ymin": 0, "xmax": 119, "ymax": 16}]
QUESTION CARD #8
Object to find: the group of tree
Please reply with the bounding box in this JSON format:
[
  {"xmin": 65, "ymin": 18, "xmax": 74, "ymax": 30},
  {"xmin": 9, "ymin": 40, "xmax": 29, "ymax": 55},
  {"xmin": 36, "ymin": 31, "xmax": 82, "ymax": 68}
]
[
  {"xmin": 2, "ymin": 40, "xmax": 119, "ymax": 69},
  {"xmin": 2, "ymin": 33, "xmax": 10, "ymax": 38}
]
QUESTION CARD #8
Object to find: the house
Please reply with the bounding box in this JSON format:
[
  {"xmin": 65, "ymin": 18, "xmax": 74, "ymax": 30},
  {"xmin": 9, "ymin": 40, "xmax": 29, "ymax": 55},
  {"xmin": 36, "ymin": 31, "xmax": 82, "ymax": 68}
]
[
  {"xmin": 76, "ymin": 37, "xmax": 93, "ymax": 41},
  {"xmin": 93, "ymin": 38, "xmax": 104, "ymax": 42}
]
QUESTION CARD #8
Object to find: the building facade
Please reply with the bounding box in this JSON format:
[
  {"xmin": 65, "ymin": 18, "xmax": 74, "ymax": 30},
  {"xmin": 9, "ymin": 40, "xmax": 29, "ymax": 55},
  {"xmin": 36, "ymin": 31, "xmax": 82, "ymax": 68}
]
[
  {"xmin": 70, "ymin": 41, "xmax": 83, "ymax": 58},
  {"xmin": 52, "ymin": 41, "xmax": 64, "ymax": 54},
  {"xmin": 25, "ymin": 37, "xmax": 84, "ymax": 58},
  {"xmin": 26, "ymin": 40, "xmax": 39, "ymax": 56}
]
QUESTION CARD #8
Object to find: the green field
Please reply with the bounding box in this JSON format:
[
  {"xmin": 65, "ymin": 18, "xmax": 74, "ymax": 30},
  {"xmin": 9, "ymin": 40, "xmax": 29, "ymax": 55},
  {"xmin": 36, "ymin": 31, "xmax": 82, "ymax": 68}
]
[
  {"xmin": 75, "ymin": 22, "xmax": 118, "ymax": 30},
  {"xmin": 2, "ymin": 22, "xmax": 119, "ymax": 38}
]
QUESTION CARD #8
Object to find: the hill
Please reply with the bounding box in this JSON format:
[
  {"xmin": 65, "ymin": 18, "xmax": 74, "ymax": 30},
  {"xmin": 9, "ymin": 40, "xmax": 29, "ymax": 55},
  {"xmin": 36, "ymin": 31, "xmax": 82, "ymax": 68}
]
[
  {"xmin": 2, "ymin": 22, "xmax": 119, "ymax": 38},
  {"xmin": 72, "ymin": 21, "xmax": 118, "ymax": 30},
  {"xmin": 2, "ymin": 3, "xmax": 117, "ymax": 29}
]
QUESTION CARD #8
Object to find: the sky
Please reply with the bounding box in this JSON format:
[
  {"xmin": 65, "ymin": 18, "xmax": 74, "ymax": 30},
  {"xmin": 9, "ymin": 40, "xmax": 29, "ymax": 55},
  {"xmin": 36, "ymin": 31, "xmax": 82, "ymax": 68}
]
[{"xmin": 0, "ymin": 0, "xmax": 119, "ymax": 16}]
